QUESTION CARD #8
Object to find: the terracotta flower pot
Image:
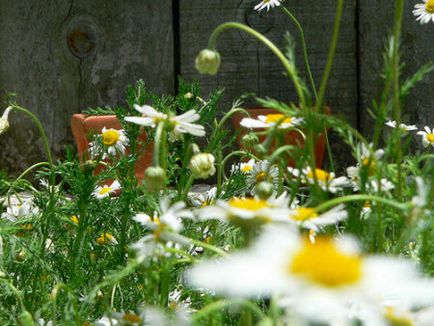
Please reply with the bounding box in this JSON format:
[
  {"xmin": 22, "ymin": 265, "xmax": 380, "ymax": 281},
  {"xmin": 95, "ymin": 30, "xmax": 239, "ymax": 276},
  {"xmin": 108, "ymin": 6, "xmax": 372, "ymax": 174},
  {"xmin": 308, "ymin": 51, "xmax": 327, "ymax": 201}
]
[
  {"xmin": 231, "ymin": 107, "xmax": 330, "ymax": 168},
  {"xmin": 71, "ymin": 114, "xmax": 153, "ymax": 182}
]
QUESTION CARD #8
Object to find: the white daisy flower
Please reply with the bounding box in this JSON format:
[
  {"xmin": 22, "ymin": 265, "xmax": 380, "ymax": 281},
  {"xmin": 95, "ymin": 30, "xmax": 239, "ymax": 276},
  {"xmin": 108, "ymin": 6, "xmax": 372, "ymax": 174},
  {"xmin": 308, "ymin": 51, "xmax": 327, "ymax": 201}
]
[
  {"xmin": 288, "ymin": 167, "xmax": 349, "ymax": 193},
  {"xmin": 101, "ymin": 127, "xmax": 128, "ymax": 155},
  {"xmin": 187, "ymin": 226, "xmax": 434, "ymax": 325},
  {"xmin": 133, "ymin": 197, "xmax": 193, "ymax": 234},
  {"xmin": 413, "ymin": 0, "xmax": 434, "ymax": 24},
  {"xmin": 360, "ymin": 201, "xmax": 373, "ymax": 219},
  {"xmin": 241, "ymin": 113, "xmax": 303, "ymax": 130},
  {"xmin": 246, "ymin": 160, "xmax": 279, "ymax": 195},
  {"xmin": 189, "ymin": 187, "xmax": 219, "ymax": 208},
  {"xmin": 230, "ymin": 159, "xmax": 256, "ymax": 174},
  {"xmin": 417, "ymin": 126, "xmax": 434, "ymax": 148},
  {"xmin": 125, "ymin": 105, "xmax": 205, "ymax": 137},
  {"xmin": 198, "ymin": 195, "xmax": 294, "ymax": 227},
  {"xmin": 0, "ymin": 106, "xmax": 12, "ymax": 135},
  {"xmin": 385, "ymin": 120, "xmax": 418, "ymax": 132},
  {"xmin": 411, "ymin": 177, "xmax": 430, "ymax": 208},
  {"xmin": 92, "ymin": 180, "xmax": 121, "ymax": 199},
  {"xmin": 1, "ymin": 199, "xmax": 39, "ymax": 222},
  {"xmin": 254, "ymin": 0, "xmax": 282, "ymax": 12},
  {"xmin": 287, "ymin": 204, "xmax": 348, "ymax": 232},
  {"xmin": 367, "ymin": 178, "xmax": 395, "ymax": 192}
]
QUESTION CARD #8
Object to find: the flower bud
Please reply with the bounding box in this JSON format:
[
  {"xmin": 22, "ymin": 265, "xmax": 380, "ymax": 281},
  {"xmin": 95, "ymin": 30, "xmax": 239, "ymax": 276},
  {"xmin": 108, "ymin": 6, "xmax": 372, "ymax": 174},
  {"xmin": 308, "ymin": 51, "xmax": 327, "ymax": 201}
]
[
  {"xmin": 184, "ymin": 92, "xmax": 193, "ymax": 99},
  {"xmin": 255, "ymin": 181, "xmax": 274, "ymax": 200},
  {"xmin": 195, "ymin": 49, "xmax": 221, "ymax": 75},
  {"xmin": 0, "ymin": 106, "xmax": 12, "ymax": 135},
  {"xmin": 241, "ymin": 133, "xmax": 259, "ymax": 150},
  {"xmin": 143, "ymin": 166, "xmax": 167, "ymax": 191},
  {"xmin": 189, "ymin": 153, "xmax": 216, "ymax": 179}
]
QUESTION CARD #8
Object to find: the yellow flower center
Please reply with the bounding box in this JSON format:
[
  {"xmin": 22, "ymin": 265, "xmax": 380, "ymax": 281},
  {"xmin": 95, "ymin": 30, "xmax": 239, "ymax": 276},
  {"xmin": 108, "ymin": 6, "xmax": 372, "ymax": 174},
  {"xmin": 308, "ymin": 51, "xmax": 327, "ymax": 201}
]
[
  {"xmin": 384, "ymin": 307, "xmax": 413, "ymax": 326},
  {"xmin": 96, "ymin": 233, "xmax": 114, "ymax": 245},
  {"xmin": 290, "ymin": 208, "xmax": 318, "ymax": 221},
  {"xmin": 21, "ymin": 223, "xmax": 33, "ymax": 231},
  {"xmin": 98, "ymin": 187, "xmax": 112, "ymax": 195},
  {"xmin": 426, "ymin": 0, "xmax": 434, "ymax": 13},
  {"xmin": 102, "ymin": 129, "xmax": 120, "ymax": 146},
  {"xmin": 363, "ymin": 201, "xmax": 371, "ymax": 208},
  {"xmin": 426, "ymin": 133, "xmax": 434, "ymax": 143},
  {"xmin": 289, "ymin": 238, "xmax": 362, "ymax": 287},
  {"xmin": 306, "ymin": 168, "xmax": 332, "ymax": 183},
  {"xmin": 152, "ymin": 215, "xmax": 160, "ymax": 224},
  {"xmin": 228, "ymin": 198, "xmax": 269, "ymax": 211},
  {"xmin": 265, "ymin": 114, "xmax": 292, "ymax": 124},
  {"xmin": 256, "ymin": 171, "xmax": 266, "ymax": 182},
  {"xmin": 122, "ymin": 313, "xmax": 142, "ymax": 324},
  {"xmin": 70, "ymin": 215, "xmax": 79, "ymax": 225},
  {"xmin": 241, "ymin": 165, "xmax": 253, "ymax": 173}
]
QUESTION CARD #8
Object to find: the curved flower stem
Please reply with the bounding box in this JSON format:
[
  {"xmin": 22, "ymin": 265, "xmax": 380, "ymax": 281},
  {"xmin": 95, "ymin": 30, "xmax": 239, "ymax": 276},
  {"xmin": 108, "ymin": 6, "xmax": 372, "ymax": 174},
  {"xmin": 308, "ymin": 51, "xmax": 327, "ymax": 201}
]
[
  {"xmin": 217, "ymin": 107, "xmax": 251, "ymax": 129},
  {"xmin": 314, "ymin": 194, "xmax": 407, "ymax": 213},
  {"xmin": 191, "ymin": 299, "xmax": 266, "ymax": 323},
  {"xmin": 207, "ymin": 22, "xmax": 306, "ymax": 107},
  {"xmin": 280, "ymin": 6, "xmax": 317, "ymax": 99},
  {"xmin": 11, "ymin": 105, "xmax": 53, "ymax": 167},
  {"xmin": 313, "ymin": 0, "xmax": 345, "ymax": 113},
  {"xmin": 15, "ymin": 162, "xmax": 50, "ymax": 181}
]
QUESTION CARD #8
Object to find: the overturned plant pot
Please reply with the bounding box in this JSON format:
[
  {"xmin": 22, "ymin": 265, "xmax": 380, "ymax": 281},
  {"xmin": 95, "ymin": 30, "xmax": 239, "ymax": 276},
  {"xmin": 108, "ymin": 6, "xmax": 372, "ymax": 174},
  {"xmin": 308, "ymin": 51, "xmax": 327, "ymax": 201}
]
[
  {"xmin": 231, "ymin": 107, "xmax": 330, "ymax": 168},
  {"xmin": 71, "ymin": 114, "xmax": 153, "ymax": 183}
]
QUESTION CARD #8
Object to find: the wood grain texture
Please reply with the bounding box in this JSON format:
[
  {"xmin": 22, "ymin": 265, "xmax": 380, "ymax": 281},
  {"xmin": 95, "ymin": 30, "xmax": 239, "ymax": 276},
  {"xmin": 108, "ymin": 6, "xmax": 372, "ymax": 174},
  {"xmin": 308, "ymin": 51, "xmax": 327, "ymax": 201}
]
[
  {"xmin": 358, "ymin": 1, "xmax": 434, "ymax": 136},
  {"xmin": 179, "ymin": 0, "xmax": 358, "ymax": 167},
  {"xmin": 0, "ymin": 0, "xmax": 174, "ymax": 173}
]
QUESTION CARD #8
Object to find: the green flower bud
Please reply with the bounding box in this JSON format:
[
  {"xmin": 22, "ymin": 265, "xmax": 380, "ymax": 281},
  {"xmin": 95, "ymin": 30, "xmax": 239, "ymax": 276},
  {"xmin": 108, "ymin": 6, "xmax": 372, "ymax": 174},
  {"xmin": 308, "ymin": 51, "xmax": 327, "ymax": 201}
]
[
  {"xmin": 143, "ymin": 166, "xmax": 167, "ymax": 191},
  {"xmin": 255, "ymin": 181, "xmax": 274, "ymax": 200},
  {"xmin": 17, "ymin": 310, "xmax": 35, "ymax": 326},
  {"xmin": 195, "ymin": 49, "xmax": 221, "ymax": 75},
  {"xmin": 241, "ymin": 133, "xmax": 259, "ymax": 149},
  {"xmin": 189, "ymin": 153, "xmax": 216, "ymax": 179}
]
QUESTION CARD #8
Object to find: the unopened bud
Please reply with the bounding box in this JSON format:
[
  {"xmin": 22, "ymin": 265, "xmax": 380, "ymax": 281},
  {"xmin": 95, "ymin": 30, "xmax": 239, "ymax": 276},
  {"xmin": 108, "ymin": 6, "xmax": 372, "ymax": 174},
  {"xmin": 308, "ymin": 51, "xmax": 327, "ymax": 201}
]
[
  {"xmin": 184, "ymin": 92, "xmax": 193, "ymax": 99},
  {"xmin": 189, "ymin": 153, "xmax": 216, "ymax": 179},
  {"xmin": 255, "ymin": 182, "xmax": 274, "ymax": 200},
  {"xmin": 143, "ymin": 166, "xmax": 167, "ymax": 191},
  {"xmin": 241, "ymin": 133, "xmax": 259, "ymax": 149},
  {"xmin": 195, "ymin": 49, "xmax": 221, "ymax": 75}
]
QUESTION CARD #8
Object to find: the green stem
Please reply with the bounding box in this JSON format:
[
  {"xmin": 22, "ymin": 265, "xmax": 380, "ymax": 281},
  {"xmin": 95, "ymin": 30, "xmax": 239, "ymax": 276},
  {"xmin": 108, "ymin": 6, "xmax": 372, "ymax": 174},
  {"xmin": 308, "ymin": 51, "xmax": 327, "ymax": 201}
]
[
  {"xmin": 314, "ymin": 194, "xmax": 407, "ymax": 213},
  {"xmin": 313, "ymin": 0, "xmax": 345, "ymax": 113},
  {"xmin": 167, "ymin": 232, "xmax": 228, "ymax": 257},
  {"xmin": 280, "ymin": 6, "xmax": 317, "ymax": 99},
  {"xmin": 191, "ymin": 299, "xmax": 265, "ymax": 323},
  {"xmin": 207, "ymin": 22, "xmax": 306, "ymax": 107},
  {"xmin": 217, "ymin": 107, "xmax": 250, "ymax": 129},
  {"xmin": 153, "ymin": 122, "xmax": 165, "ymax": 167}
]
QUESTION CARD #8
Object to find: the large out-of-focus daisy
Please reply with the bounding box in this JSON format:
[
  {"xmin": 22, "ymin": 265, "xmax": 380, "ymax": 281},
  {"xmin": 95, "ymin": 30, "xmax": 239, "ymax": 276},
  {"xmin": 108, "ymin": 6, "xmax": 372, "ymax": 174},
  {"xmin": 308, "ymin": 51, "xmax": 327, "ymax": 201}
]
[
  {"xmin": 417, "ymin": 126, "xmax": 434, "ymax": 148},
  {"xmin": 288, "ymin": 167, "xmax": 349, "ymax": 193},
  {"xmin": 125, "ymin": 105, "xmax": 205, "ymax": 137},
  {"xmin": 413, "ymin": 0, "xmax": 434, "ymax": 24},
  {"xmin": 197, "ymin": 195, "xmax": 294, "ymax": 227},
  {"xmin": 385, "ymin": 120, "xmax": 418, "ymax": 132},
  {"xmin": 93, "ymin": 180, "xmax": 121, "ymax": 199},
  {"xmin": 254, "ymin": 0, "xmax": 282, "ymax": 12},
  {"xmin": 241, "ymin": 113, "xmax": 303, "ymax": 130},
  {"xmin": 187, "ymin": 226, "xmax": 434, "ymax": 325},
  {"xmin": 246, "ymin": 160, "xmax": 279, "ymax": 195}
]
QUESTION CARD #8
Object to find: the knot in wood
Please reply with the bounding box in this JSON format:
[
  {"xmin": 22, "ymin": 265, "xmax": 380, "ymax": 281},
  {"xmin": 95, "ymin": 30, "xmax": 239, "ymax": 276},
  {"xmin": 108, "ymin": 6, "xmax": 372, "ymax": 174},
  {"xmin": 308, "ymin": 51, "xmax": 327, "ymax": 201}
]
[{"xmin": 67, "ymin": 20, "xmax": 98, "ymax": 58}]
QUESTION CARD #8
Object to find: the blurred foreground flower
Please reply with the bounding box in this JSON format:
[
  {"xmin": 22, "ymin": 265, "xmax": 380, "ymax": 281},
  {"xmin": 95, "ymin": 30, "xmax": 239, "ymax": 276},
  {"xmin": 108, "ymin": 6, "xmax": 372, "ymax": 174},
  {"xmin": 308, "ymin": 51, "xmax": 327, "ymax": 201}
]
[
  {"xmin": 413, "ymin": 0, "xmax": 434, "ymax": 24},
  {"xmin": 187, "ymin": 226, "xmax": 434, "ymax": 325}
]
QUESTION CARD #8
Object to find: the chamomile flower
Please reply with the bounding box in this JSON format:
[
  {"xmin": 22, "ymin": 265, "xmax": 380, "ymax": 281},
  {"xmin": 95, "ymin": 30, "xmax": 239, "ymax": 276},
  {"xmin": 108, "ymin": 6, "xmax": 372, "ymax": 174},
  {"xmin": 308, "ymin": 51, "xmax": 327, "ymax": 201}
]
[
  {"xmin": 101, "ymin": 127, "xmax": 128, "ymax": 156},
  {"xmin": 189, "ymin": 187, "xmax": 219, "ymax": 208},
  {"xmin": 413, "ymin": 0, "xmax": 434, "ymax": 24},
  {"xmin": 385, "ymin": 120, "xmax": 418, "ymax": 132},
  {"xmin": 93, "ymin": 180, "xmax": 121, "ymax": 199},
  {"xmin": 240, "ymin": 113, "xmax": 303, "ymax": 129},
  {"xmin": 198, "ymin": 195, "xmax": 293, "ymax": 227},
  {"xmin": 288, "ymin": 167, "xmax": 349, "ymax": 193},
  {"xmin": 287, "ymin": 204, "xmax": 348, "ymax": 232},
  {"xmin": 125, "ymin": 105, "xmax": 205, "ymax": 137},
  {"xmin": 367, "ymin": 178, "xmax": 395, "ymax": 193},
  {"xmin": 1, "ymin": 199, "xmax": 39, "ymax": 222},
  {"xmin": 417, "ymin": 126, "xmax": 434, "ymax": 148},
  {"xmin": 96, "ymin": 232, "xmax": 118, "ymax": 245},
  {"xmin": 230, "ymin": 159, "xmax": 256, "ymax": 174},
  {"xmin": 254, "ymin": 0, "xmax": 282, "ymax": 12},
  {"xmin": 187, "ymin": 226, "xmax": 434, "ymax": 325},
  {"xmin": 246, "ymin": 160, "xmax": 279, "ymax": 195}
]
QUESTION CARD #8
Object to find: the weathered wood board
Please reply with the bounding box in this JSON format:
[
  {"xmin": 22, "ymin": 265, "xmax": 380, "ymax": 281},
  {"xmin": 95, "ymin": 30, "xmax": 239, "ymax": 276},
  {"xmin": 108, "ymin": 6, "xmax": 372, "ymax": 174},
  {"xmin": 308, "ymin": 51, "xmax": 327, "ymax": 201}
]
[
  {"xmin": 0, "ymin": 0, "xmax": 174, "ymax": 172},
  {"xmin": 358, "ymin": 1, "xmax": 434, "ymax": 136},
  {"xmin": 179, "ymin": 0, "xmax": 358, "ymax": 166}
]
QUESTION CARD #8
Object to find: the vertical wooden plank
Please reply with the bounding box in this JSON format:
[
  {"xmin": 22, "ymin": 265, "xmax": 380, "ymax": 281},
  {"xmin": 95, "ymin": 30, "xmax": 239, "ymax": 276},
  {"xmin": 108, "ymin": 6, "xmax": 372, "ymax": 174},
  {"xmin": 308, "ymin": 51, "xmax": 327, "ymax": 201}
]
[
  {"xmin": 179, "ymin": 0, "xmax": 358, "ymax": 165},
  {"xmin": 0, "ymin": 0, "xmax": 174, "ymax": 173},
  {"xmin": 358, "ymin": 1, "xmax": 434, "ymax": 136}
]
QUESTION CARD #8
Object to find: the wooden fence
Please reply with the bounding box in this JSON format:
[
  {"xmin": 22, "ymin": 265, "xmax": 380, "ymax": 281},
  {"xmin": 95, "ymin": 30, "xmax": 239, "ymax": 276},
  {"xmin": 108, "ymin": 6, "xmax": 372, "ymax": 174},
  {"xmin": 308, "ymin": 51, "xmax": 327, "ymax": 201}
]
[{"xmin": 0, "ymin": 0, "xmax": 433, "ymax": 173}]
